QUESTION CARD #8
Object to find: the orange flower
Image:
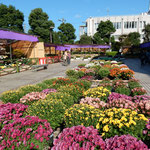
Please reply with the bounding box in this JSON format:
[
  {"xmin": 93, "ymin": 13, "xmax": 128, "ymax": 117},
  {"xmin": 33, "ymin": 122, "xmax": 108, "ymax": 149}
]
[{"xmin": 110, "ymin": 68, "xmax": 121, "ymax": 78}]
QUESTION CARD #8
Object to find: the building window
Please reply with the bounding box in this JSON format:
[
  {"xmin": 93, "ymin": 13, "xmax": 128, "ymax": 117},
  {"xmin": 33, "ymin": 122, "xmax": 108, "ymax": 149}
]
[
  {"xmin": 113, "ymin": 22, "xmax": 121, "ymax": 29},
  {"xmin": 140, "ymin": 21, "xmax": 142, "ymax": 28}
]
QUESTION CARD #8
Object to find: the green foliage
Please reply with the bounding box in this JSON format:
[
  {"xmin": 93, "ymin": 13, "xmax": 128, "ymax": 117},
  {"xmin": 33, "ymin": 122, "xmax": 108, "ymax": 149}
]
[
  {"xmin": 79, "ymin": 34, "xmax": 93, "ymax": 44},
  {"xmin": 94, "ymin": 20, "xmax": 116, "ymax": 45},
  {"xmin": 28, "ymin": 8, "xmax": 54, "ymax": 43},
  {"xmin": 77, "ymin": 71, "xmax": 85, "ymax": 78},
  {"xmin": 115, "ymin": 87, "xmax": 131, "ymax": 96},
  {"xmin": 111, "ymin": 42, "xmax": 121, "ymax": 52},
  {"xmin": 66, "ymin": 70, "xmax": 79, "ymax": 79},
  {"xmin": 26, "ymin": 99, "xmax": 66, "ymax": 129},
  {"xmin": 142, "ymin": 24, "xmax": 150, "ymax": 43},
  {"xmin": 93, "ymin": 32, "xmax": 105, "ymax": 44},
  {"xmin": 98, "ymin": 68, "xmax": 110, "ymax": 79},
  {"xmin": 0, "ymin": 90, "xmax": 23, "ymax": 103},
  {"xmin": 106, "ymin": 51, "xmax": 118, "ymax": 57},
  {"xmin": 0, "ymin": 4, "xmax": 24, "ymax": 32},
  {"xmin": 46, "ymin": 92, "xmax": 74, "ymax": 107},
  {"xmin": 128, "ymin": 32, "xmax": 140, "ymax": 46},
  {"xmin": 58, "ymin": 23, "xmax": 76, "ymax": 44},
  {"xmin": 58, "ymin": 85, "xmax": 84, "ymax": 103},
  {"xmin": 128, "ymin": 81, "xmax": 141, "ymax": 90},
  {"xmin": 53, "ymin": 31, "xmax": 61, "ymax": 44},
  {"xmin": 13, "ymin": 49, "xmax": 25, "ymax": 58},
  {"xmin": 78, "ymin": 63, "xmax": 86, "ymax": 67}
]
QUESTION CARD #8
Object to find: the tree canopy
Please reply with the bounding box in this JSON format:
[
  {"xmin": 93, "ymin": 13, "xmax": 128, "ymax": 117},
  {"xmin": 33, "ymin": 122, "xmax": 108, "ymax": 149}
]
[
  {"xmin": 58, "ymin": 23, "xmax": 76, "ymax": 44},
  {"xmin": 93, "ymin": 20, "xmax": 116, "ymax": 45},
  {"xmin": 0, "ymin": 4, "xmax": 24, "ymax": 32},
  {"xmin": 79, "ymin": 34, "xmax": 93, "ymax": 44},
  {"xmin": 28, "ymin": 8, "xmax": 54, "ymax": 43},
  {"xmin": 52, "ymin": 31, "xmax": 61, "ymax": 44},
  {"xmin": 142, "ymin": 24, "xmax": 150, "ymax": 43},
  {"xmin": 128, "ymin": 32, "xmax": 140, "ymax": 46}
]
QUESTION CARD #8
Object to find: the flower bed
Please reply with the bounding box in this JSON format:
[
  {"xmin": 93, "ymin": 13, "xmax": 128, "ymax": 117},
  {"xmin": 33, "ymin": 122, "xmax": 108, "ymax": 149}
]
[{"xmin": 0, "ymin": 60, "xmax": 150, "ymax": 149}]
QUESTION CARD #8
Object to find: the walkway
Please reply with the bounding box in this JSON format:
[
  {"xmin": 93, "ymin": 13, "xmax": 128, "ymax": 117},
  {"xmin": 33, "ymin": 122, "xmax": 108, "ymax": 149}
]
[
  {"xmin": 123, "ymin": 58, "xmax": 150, "ymax": 95},
  {"xmin": 0, "ymin": 60, "xmax": 88, "ymax": 94}
]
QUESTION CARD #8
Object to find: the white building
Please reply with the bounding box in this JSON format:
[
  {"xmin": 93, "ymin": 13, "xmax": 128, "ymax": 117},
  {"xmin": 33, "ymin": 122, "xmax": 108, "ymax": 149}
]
[{"xmin": 80, "ymin": 8, "xmax": 150, "ymax": 43}]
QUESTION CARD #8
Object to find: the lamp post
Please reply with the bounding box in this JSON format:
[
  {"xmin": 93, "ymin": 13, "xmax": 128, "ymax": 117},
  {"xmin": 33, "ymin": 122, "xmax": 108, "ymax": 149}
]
[{"xmin": 50, "ymin": 26, "xmax": 54, "ymax": 43}]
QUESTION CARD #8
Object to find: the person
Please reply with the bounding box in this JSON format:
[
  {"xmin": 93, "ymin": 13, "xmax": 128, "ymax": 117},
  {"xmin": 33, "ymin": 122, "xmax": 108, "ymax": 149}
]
[
  {"xmin": 67, "ymin": 51, "xmax": 71, "ymax": 65},
  {"xmin": 139, "ymin": 50, "xmax": 146, "ymax": 66},
  {"xmin": 62, "ymin": 49, "xmax": 68, "ymax": 66}
]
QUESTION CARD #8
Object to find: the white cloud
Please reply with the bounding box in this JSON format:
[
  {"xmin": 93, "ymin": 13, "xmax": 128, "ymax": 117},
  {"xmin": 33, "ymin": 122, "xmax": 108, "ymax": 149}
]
[{"xmin": 75, "ymin": 14, "xmax": 82, "ymax": 18}]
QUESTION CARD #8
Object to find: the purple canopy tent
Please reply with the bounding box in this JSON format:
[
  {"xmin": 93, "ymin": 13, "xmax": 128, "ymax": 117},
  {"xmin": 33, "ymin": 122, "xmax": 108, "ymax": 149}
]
[
  {"xmin": 65, "ymin": 44, "xmax": 110, "ymax": 49},
  {"xmin": 0, "ymin": 28, "xmax": 38, "ymax": 59},
  {"xmin": 0, "ymin": 29, "xmax": 38, "ymax": 42},
  {"xmin": 140, "ymin": 42, "xmax": 150, "ymax": 48}
]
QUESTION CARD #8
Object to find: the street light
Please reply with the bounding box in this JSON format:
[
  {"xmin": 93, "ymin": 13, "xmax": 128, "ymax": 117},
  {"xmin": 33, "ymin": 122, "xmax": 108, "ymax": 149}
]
[{"xmin": 50, "ymin": 26, "xmax": 54, "ymax": 43}]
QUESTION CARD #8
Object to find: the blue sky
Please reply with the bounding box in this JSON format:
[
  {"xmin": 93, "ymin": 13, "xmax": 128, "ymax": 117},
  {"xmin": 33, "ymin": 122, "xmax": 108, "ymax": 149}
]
[{"xmin": 0, "ymin": 0, "xmax": 150, "ymax": 40}]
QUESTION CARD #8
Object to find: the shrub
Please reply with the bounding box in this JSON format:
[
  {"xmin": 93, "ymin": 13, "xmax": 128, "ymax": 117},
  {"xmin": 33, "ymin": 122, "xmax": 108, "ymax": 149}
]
[
  {"xmin": 20, "ymin": 92, "xmax": 46, "ymax": 105},
  {"xmin": 76, "ymin": 71, "xmax": 85, "ymax": 78},
  {"xmin": 112, "ymin": 79, "xmax": 128, "ymax": 89},
  {"xmin": 42, "ymin": 78, "xmax": 57, "ymax": 86},
  {"xmin": 83, "ymin": 87, "xmax": 111, "ymax": 102},
  {"xmin": 0, "ymin": 116, "xmax": 53, "ymax": 150},
  {"xmin": 137, "ymin": 100, "xmax": 150, "ymax": 116},
  {"xmin": 36, "ymin": 83, "xmax": 51, "ymax": 91},
  {"xmin": 64, "ymin": 104, "xmax": 102, "ymax": 128},
  {"xmin": 106, "ymin": 51, "xmax": 118, "ymax": 57},
  {"xmin": 107, "ymin": 98, "xmax": 137, "ymax": 111},
  {"xmin": 110, "ymin": 68, "xmax": 121, "ymax": 78},
  {"xmin": 52, "ymin": 126, "xmax": 105, "ymax": 150},
  {"xmin": 66, "ymin": 70, "xmax": 79, "ymax": 78},
  {"xmin": 98, "ymin": 68, "xmax": 110, "ymax": 79},
  {"xmin": 72, "ymin": 80, "xmax": 92, "ymax": 91},
  {"xmin": 120, "ymin": 69, "xmax": 134, "ymax": 80},
  {"xmin": 133, "ymin": 95, "xmax": 150, "ymax": 102},
  {"xmin": 100, "ymin": 82, "xmax": 113, "ymax": 91},
  {"xmin": 81, "ymin": 75, "xmax": 94, "ymax": 81},
  {"xmin": 95, "ymin": 108, "xmax": 148, "ymax": 139},
  {"xmin": 115, "ymin": 87, "xmax": 131, "ymax": 96},
  {"xmin": 58, "ymin": 85, "xmax": 84, "ymax": 103},
  {"xmin": 0, "ymin": 103, "xmax": 28, "ymax": 129},
  {"xmin": 143, "ymin": 119, "xmax": 150, "ymax": 142},
  {"xmin": 131, "ymin": 87, "xmax": 147, "ymax": 96},
  {"xmin": 85, "ymin": 68, "xmax": 95, "ymax": 76},
  {"xmin": 105, "ymin": 135, "xmax": 149, "ymax": 150},
  {"xmin": 19, "ymin": 85, "xmax": 41, "ymax": 94},
  {"xmin": 26, "ymin": 99, "xmax": 66, "ymax": 129},
  {"xmin": 46, "ymin": 92, "xmax": 74, "ymax": 107},
  {"xmin": 80, "ymin": 97, "xmax": 106, "ymax": 109},
  {"xmin": 108, "ymin": 92, "xmax": 132, "ymax": 102},
  {"xmin": 0, "ymin": 90, "xmax": 24, "ymax": 104},
  {"xmin": 78, "ymin": 63, "xmax": 86, "ymax": 68},
  {"xmin": 42, "ymin": 88, "xmax": 57, "ymax": 95}
]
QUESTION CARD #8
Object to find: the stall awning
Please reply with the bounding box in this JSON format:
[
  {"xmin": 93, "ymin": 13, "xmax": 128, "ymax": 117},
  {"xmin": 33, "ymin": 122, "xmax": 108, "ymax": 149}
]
[
  {"xmin": 140, "ymin": 42, "xmax": 150, "ymax": 48},
  {"xmin": 0, "ymin": 29, "xmax": 38, "ymax": 42},
  {"xmin": 65, "ymin": 44, "xmax": 110, "ymax": 49}
]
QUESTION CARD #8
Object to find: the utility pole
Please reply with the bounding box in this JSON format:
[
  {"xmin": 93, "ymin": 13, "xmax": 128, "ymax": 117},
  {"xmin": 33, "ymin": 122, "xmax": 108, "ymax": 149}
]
[
  {"xmin": 58, "ymin": 18, "xmax": 66, "ymax": 23},
  {"xmin": 23, "ymin": 23, "xmax": 26, "ymax": 33}
]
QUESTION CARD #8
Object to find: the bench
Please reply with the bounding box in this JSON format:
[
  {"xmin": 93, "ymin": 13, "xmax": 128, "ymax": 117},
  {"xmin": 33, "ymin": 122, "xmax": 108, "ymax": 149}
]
[{"xmin": 31, "ymin": 64, "xmax": 48, "ymax": 71}]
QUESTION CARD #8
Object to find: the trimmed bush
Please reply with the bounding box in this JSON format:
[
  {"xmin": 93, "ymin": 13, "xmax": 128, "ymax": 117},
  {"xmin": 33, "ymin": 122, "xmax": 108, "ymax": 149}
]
[
  {"xmin": 115, "ymin": 87, "xmax": 131, "ymax": 96},
  {"xmin": 52, "ymin": 126, "xmax": 105, "ymax": 150},
  {"xmin": 0, "ymin": 116, "xmax": 53, "ymax": 149},
  {"xmin": 26, "ymin": 99, "xmax": 66, "ymax": 129},
  {"xmin": 98, "ymin": 68, "xmax": 110, "ymax": 79}
]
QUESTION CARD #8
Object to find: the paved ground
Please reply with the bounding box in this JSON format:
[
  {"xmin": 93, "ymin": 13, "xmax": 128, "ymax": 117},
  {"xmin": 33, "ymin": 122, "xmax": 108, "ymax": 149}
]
[
  {"xmin": 123, "ymin": 58, "xmax": 150, "ymax": 95},
  {"xmin": 0, "ymin": 60, "xmax": 89, "ymax": 94}
]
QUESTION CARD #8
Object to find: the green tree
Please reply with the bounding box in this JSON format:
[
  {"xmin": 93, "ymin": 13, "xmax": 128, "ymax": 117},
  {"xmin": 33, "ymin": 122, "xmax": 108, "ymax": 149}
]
[
  {"xmin": 128, "ymin": 32, "xmax": 140, "ymax": 46},
  {"xmin": 142, "ymin": 24, "xmax": 150, "ymax": 42},
  {"xmin": 28, "ymin": 8, "xmax": 54, "ymax": 43},
  {"xmin": 93, "ymin": 32, "xmax": 105, "ymax": 44},
  {"xmin": 95, "ymin": 20, "xmax": 116, "ymax": 44},
  {"xmin": 0, "ymin": 4, "xmax": 24, "ymax": 32},
  {"xmin": 58, "ymin": 23, "xmax": 76, "ymax": 44},
  {"xmin": 79, "ymin": 34, "xmax": 92, "ymax": 44},
  {"xmin": 112, "ymin": 42, "xmax": 121, "ymax": 52},
  {"xmin": 53, "ymin": 31, "xmax": 61, "ymax": 44}
]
